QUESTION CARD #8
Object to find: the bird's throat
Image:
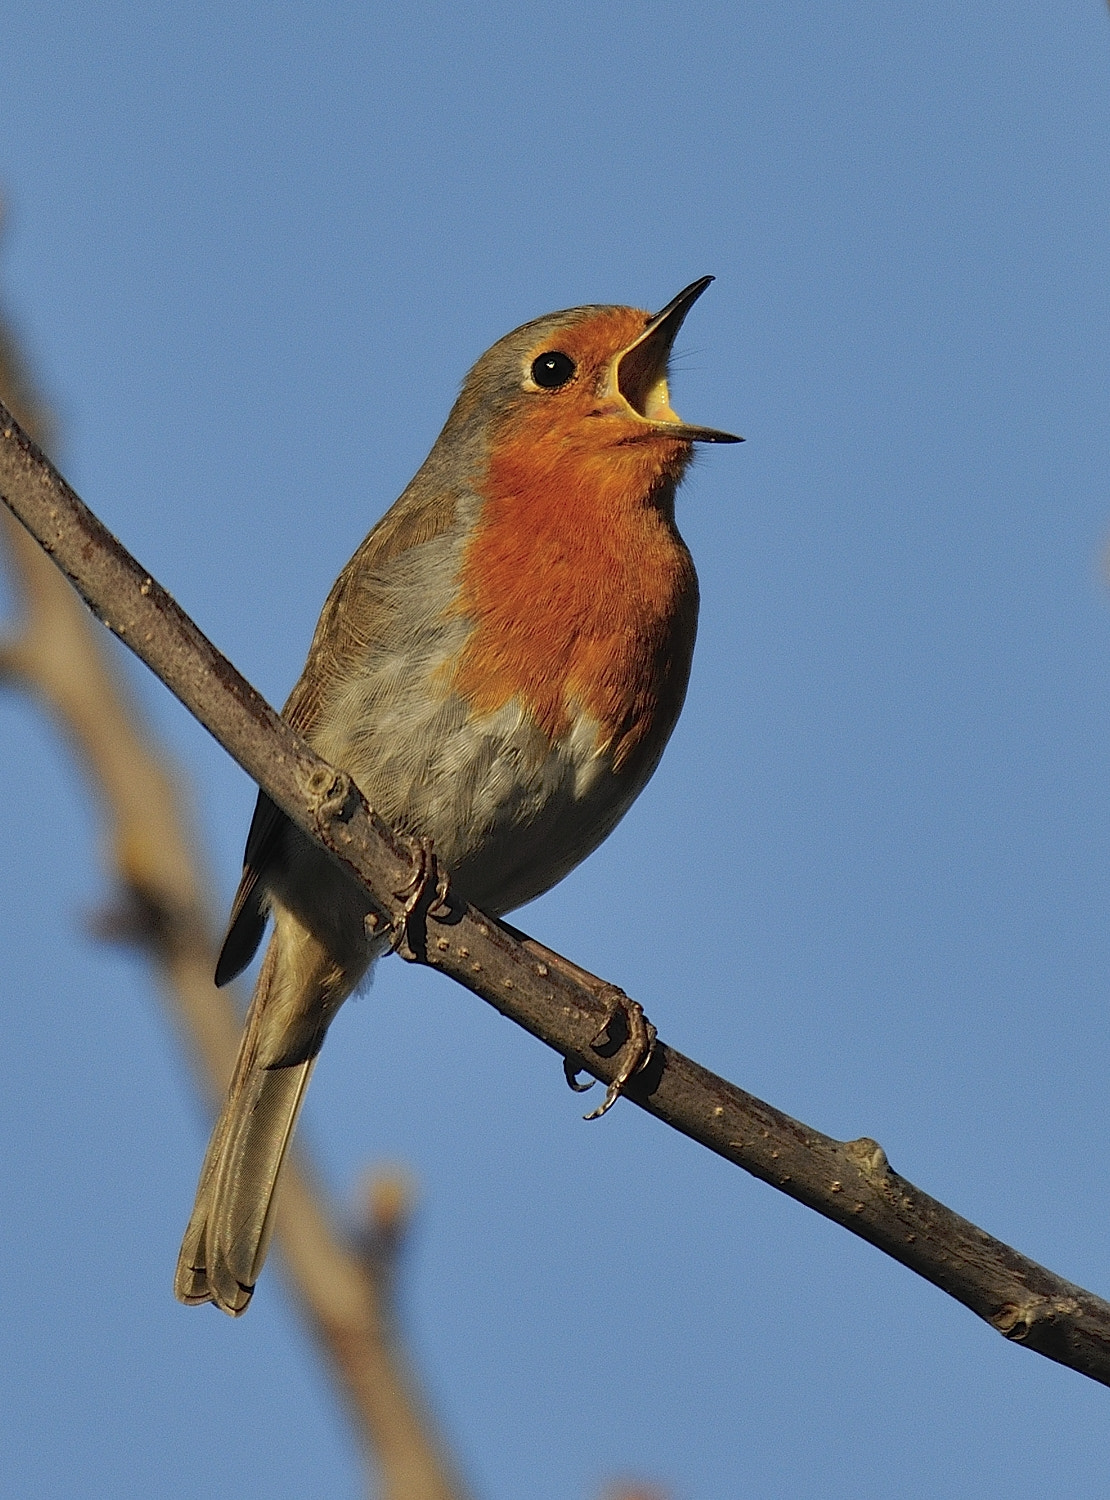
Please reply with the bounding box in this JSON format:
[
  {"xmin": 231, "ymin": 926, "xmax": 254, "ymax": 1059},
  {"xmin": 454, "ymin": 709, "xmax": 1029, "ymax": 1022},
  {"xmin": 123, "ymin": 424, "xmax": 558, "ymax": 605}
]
[{"xmin": 448, "ymin": 429, "xmax": 698, "ymax": 769}]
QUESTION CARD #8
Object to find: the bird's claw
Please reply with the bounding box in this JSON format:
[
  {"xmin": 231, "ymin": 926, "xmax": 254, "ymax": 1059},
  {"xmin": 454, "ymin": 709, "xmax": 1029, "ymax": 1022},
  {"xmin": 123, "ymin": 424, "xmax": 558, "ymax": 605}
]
[
  {"xmin": 563, "ymin": 1057, "xmax": 595, "ymax": 1093},
  {"xmin": 565, "ymin": 985, "xmax": 656, "ymax": 1120},
  {"xmin": 390, "ymin": 837, "xmax": 451, "ymax": 959}
]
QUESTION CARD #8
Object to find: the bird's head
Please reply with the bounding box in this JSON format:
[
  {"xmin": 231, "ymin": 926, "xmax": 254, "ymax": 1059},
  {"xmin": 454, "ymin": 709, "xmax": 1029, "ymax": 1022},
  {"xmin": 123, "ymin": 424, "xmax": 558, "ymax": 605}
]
[{"xmin": 455, "ymin": 277, "xmax": 741, "ymax": 472}]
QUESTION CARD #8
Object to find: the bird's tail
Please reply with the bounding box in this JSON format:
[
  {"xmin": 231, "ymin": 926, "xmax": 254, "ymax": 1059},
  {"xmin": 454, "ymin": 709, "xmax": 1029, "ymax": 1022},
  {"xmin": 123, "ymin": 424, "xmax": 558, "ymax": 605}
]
[{"xmin": 175, "ymin": 916, "xmax": 364, "ymax": 1315}]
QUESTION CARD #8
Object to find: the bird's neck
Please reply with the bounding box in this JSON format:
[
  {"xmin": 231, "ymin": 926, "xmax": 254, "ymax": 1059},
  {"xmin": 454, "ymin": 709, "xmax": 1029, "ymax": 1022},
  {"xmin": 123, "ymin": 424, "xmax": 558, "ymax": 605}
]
[{"xmin": 449, "ymin": 431, "xmax": 698, "ymax": 770}]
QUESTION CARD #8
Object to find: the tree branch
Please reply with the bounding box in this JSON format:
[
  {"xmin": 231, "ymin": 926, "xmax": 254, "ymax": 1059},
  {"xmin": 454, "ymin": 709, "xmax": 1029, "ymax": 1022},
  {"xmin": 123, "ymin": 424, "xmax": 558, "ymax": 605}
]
[
  {"xmin": 2, "ymin": 398, "xmax": 1109, "ymax": 1389},
  {"xmin": 0, "ymin": 417, "xmax": 470, "ymax": 1495}
]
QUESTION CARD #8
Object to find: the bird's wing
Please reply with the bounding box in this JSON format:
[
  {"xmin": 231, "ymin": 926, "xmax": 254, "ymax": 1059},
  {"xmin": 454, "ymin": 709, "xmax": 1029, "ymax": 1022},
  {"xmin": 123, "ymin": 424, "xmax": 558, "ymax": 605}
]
[{"xmin": 214, "ymin": 486, "xmax": 461, "ymax": 986}]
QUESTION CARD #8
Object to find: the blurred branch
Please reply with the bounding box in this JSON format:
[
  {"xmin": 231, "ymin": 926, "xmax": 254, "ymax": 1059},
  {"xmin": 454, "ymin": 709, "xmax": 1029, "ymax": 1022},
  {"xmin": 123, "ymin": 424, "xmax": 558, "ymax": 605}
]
[
  {"xmin": 602, "ymin": 1488, "xmax": 669, "ymax": 1500},
  {"xmin": 0, "ymin": 246, "xmax": 470, "ymax": 1500},
  {"xmin": 3, "ymin": 401, "xmax": 1110, "ymax": 1392}
]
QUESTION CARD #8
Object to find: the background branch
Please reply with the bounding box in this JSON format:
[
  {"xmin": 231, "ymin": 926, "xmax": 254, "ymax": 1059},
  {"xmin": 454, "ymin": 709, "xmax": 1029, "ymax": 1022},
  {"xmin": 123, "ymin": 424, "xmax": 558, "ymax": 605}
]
[
  {"xmin": 0, "ymin": 301, "xmax": 470, "ymax": 1500},
  {"xmin": 2, "ymin": 400, "xmax": 1110, "ymax": 1391}
]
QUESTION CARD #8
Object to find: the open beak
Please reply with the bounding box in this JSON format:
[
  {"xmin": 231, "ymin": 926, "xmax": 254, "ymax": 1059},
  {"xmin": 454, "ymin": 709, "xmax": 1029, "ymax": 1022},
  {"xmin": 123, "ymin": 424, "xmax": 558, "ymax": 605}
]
[{"xmin": 613, "ymin": 276, "xmax": 743, "ymax": 444}]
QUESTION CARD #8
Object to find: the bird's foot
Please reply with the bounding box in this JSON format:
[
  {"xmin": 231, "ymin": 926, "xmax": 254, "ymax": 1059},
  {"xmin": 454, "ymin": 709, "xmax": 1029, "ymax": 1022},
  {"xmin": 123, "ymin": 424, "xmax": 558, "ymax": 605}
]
[
  {"xmin": 563, "ymin": 1057, "xmax": 596, "ymax": 1093},
  {"xmin": 390, "ymin": 837, "xmax": 451, "ymax": 959},
  {"xmin": 565, "ymin": 984, "xmax": 657, "ymax": 1120}
]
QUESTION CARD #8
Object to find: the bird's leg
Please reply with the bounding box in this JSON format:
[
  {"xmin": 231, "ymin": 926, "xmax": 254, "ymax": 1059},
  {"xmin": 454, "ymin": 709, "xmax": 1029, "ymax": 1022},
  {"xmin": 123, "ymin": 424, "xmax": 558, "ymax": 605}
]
[
  {"xmin": 506, "ymin": 928, "xmax": 657, "ymax": 1118},
  {"xmin": 390, "ymin": 836, "xmax": 451, "ymax": 960},
  {"xmin": 580, "ymin": 983, "xmax": 657, "ymax": 1120}
]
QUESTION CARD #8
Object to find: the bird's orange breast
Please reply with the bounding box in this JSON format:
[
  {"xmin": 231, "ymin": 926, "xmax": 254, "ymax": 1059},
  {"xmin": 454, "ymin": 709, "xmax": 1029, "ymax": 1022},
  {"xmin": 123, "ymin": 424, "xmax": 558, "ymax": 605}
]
[{"xmin": 448, "ymin": 401, "xmax": 698, "ymax": 772}]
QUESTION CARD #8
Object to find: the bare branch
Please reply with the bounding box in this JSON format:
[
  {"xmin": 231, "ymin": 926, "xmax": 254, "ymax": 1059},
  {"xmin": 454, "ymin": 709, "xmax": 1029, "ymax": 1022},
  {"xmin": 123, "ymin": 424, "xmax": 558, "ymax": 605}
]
[
  {"xmin": 0, "ymin": 421, "xmax": 470, "ymax": 1496},
  {"xmin": 2, "ymin": 399, "xmax": 1110, "ymax": 1389}
]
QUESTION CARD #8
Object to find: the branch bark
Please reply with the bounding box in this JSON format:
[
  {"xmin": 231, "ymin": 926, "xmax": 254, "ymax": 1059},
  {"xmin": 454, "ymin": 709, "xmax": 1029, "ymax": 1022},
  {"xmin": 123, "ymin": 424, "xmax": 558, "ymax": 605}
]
[{"xmin": 2, "ymin": 398, "xmax": 1109, "ymax": 1389}]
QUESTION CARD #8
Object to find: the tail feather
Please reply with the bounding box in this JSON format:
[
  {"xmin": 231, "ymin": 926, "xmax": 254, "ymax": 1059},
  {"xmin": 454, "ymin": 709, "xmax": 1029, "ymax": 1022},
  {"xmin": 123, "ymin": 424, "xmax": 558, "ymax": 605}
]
[
  {"xmin": 174, "ymin": 1055, "xmax": 315, "ymax": 1314},
  {"xmin": 175, "ymin": 909, "xmax": 370, "ymax": 1316}
]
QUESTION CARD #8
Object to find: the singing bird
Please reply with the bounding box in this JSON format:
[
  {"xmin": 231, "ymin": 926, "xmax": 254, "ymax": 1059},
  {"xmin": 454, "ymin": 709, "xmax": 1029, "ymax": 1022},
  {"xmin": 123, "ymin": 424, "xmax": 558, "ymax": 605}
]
[{"xmin": 176, "ymin": 277, "xmax": 740, "ymax": 1314}]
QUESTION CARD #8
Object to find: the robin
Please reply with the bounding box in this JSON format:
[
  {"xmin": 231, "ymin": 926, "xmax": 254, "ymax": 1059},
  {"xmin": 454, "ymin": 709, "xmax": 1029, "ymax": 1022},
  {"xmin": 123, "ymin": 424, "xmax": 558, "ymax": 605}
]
[{"xmin": 175, "ymin": 277, "xmax": 741, "ymax": 1315}]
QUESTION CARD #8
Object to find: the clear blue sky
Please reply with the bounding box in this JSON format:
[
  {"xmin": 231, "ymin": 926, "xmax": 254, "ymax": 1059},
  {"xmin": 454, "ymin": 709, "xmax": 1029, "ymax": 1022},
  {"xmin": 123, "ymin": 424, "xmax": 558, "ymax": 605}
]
[{"xmin": 2, "ymin": 3, "xmax": 1110, "ymax": 1496}]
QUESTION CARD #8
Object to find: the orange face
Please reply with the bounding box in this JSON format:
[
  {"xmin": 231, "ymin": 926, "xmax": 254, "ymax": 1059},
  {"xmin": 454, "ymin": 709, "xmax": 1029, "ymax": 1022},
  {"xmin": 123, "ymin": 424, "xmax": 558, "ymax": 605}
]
[
  {"xmin": 449, "ymin": 305, "xmax": 703, "ymax": 771},
  {"xmin": 496, "ymin": 301, "xmax": 710, "ymax": 458}
]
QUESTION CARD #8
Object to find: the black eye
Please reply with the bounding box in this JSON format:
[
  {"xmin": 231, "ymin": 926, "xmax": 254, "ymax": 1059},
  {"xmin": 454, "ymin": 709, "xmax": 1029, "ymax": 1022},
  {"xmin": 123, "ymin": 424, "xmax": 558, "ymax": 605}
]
[{"xmin": 530, "ymin": 351, "xmax": 576, "ymax": 388}]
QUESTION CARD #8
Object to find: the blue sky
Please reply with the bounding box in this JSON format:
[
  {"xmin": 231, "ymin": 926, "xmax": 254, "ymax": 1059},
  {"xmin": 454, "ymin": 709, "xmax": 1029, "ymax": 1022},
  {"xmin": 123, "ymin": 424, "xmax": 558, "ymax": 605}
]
[{"xmin": 2, "ymin": 3, "xmax": 1110, "ymax": 1496}]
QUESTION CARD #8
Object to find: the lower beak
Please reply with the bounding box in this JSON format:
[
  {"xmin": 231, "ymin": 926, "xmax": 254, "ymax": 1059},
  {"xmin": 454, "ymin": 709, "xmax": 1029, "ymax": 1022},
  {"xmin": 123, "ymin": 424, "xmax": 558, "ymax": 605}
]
[{"xmin": 614, "ymin": 276, "xmax": 743, "ymax": 444}]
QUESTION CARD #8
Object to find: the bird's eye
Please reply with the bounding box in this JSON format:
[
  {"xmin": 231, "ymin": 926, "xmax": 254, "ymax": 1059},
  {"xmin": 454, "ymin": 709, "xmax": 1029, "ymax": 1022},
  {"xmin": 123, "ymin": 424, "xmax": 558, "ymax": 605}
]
[{"xmin": 530, "ymin": 351, "xmax": 576, "ymax": 389}]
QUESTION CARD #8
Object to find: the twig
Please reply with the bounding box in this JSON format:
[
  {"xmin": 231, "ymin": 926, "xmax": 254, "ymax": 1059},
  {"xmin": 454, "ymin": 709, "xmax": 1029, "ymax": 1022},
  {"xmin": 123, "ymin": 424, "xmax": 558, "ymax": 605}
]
[{"xmin": 2, "ymin": 398, "xmax": 1110, "ymax": 1388}]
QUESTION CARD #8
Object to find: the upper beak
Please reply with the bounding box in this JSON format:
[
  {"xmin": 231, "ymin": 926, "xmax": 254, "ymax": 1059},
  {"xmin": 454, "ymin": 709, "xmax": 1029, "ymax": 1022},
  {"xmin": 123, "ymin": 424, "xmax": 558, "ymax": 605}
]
[{"xmin": 613, "ymin": 276, "xmax": 743, "ymax": 444}]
